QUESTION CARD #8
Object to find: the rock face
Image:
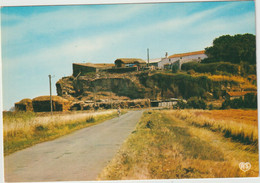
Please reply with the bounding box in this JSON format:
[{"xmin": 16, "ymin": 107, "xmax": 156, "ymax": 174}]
[
  {"xmin": 56, "ymin": 71, "xmax": 247, "ymax": 105},
  {"xmin": 56, "ymin": 72, "xmax": 148, "ymax": 102}
]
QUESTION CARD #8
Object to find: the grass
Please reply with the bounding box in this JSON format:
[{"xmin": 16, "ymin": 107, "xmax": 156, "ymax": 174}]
[
  {"xmin": 3, "ymin": 110, "xmax": 121, "ymax": 155},
  {"xmin": 98, "ymin": 109, "xmax": 258, "ymax": 180},
  {"xmin": 192, "ymin": 73, "xmax": 257, "ymax": 90},
  {"xmin": 172, "ymin": 109, "xmax": 258, "ymax": 148}
]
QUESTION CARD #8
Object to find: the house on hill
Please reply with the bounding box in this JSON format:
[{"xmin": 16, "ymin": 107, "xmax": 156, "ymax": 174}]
[
  {"xmin": 159, "ymin": 50, "xmax": 207, "ymax": 69},
  {"xmin": 73, "ymin": 63, "xmax": 114, "ymax": 76},
  {"xmin": 115, "ymin": 58, "xmax": 146, "ymax": 69},
  {"xmin": 146, "ymin": 58, "xmax": 162, "ymax": 68}
]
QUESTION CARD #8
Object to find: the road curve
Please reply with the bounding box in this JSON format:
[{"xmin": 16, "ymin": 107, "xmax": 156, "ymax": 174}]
[{"xmin": 4, "ymin": 110, "xmax": 143, "ymax": 182}]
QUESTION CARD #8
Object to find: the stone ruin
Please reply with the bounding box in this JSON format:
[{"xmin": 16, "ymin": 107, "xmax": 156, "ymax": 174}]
[
  {"xmin": 32, "ymin": 96, "xmax": 71, "ymax": 112},
  {"xmin": 15, "ymin": 98, "xmax": 33, "ymax": 112}
]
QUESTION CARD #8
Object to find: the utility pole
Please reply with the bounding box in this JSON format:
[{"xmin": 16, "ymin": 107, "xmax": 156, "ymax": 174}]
[
  {"xmin": 147, "ymin": 48, "xmax": 150, "ymax": 67},
  {"xmin": 49, "ymin": 74, "xmax": 53, "ymax": 115}
]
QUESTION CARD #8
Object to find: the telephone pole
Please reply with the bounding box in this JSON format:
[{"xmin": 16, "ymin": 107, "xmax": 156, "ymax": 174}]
[
  {"xmin": 147, "ymin": 48, "xmax": 150, "ymax": 67},
  {"xmin": 49, "ymin": 75, "xmax": 53, "ymax": 115}
]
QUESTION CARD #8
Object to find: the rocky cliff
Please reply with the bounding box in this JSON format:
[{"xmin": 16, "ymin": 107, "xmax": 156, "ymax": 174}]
[{"xmin": 56, "ymin": 71, "xmax": 255, "ymax": 104}]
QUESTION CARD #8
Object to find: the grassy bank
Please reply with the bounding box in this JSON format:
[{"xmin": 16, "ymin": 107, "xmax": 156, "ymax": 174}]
[
  {"xmin": 98, "ymin": 110, "xmax": 258, "ymax": 180},
  {"xmin": 3, "ymin": 110, "xmax": 120, "ymax": 155},
  {"xmin": 172, "ymin": 109, "xmax": 258, "ymax": 148}
]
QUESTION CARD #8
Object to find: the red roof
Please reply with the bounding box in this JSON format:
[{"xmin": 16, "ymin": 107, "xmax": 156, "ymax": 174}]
[{"xmin": 168, "ymin": 50, "xmax": 205, "ymax": 59}]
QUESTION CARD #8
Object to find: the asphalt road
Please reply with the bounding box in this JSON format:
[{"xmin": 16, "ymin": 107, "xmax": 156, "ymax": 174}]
[{"xmin": 4, "ymin": 110, "xmax": 143, "ymax": 182}]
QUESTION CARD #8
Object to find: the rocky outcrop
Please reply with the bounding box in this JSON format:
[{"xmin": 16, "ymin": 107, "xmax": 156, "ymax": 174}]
[
  {"xmin": 56, "ymin": 71, "xmax": 251, "ymax": 107},
  {"xmin": 56, "ymin": 72, "xmax": 148, "ymax": 102}
]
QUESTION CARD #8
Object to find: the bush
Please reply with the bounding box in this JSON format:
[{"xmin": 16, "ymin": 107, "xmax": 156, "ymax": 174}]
[
  {"xmin": 172, "ymin": 63, "xmax": 179, "ymax": 73},
  {"xmin": 244, "ymin": 93, "xmax": 257, "ymax": 108},
  {"xmin": 187, "ymin": 69, "xmax": 195, "ymax": 75},
  {"xmin": 86, "ymin": 116, "xmax": 95, "ymax": 123},
  {"xmin": 187, "ymin": 97, "xmax": 206, "ymax": 109},
  {"xmin": 182, "ymin": 62, "xmax": 239, "ymax": 75},
  {"xmin": 221, "ymin": 93, "xmax": 257, "ymax": 109},
  {"xmin": 174, "ymin": 100, "xmax": 187, "ymax": 109}
]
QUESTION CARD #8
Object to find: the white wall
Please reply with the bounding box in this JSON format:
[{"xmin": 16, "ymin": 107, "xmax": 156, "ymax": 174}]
[{"xmin": 158, "ymin": 53, "xmax": 207, "ymax": 69}]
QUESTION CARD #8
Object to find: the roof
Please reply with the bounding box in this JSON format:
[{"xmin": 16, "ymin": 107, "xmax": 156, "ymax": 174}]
[
  {"xmin": 15, "ymin": 98, "xmax": 32, "ymax": 105},
  {"xmin": 145, "ymin": 58, "xmax": 162, "ymax": 63},
  {"xmin": 33, "ymin": 96, "xmax": 69, "ymax": 103},
  {"xmin": 227, "ymin": 91, "xmax": 256, "ymax": 97},
  {"xmin": 168, "ymin": 50, "xmax": 205, "ymax": 59},
  {"xmin": 73, "ymin": 63, "xmax": 115, "ymax": 68},
  {"xmin": 115, "ymin": 58, "xmax": 146, "ymax": 64}
]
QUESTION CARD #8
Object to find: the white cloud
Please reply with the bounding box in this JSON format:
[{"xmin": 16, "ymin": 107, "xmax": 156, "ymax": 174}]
[{"xmin": 1, "ymin": 4, "xmax": 155, "ymax": 45}]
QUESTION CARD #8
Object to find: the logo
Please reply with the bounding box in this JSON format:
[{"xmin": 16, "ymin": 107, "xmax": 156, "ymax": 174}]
[{"xmin": 239, "ymin": 162, "xmax": 251, "ymax": 172}]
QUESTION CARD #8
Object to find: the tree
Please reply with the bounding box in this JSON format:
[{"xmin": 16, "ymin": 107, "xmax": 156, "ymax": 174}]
[
  {"xmin": 204, "ymin": 34, "xmax": 256, "ymax": 65},
  {"xmin": 172, "ymin": 63, "xmax": 179, "ymax": 73}
]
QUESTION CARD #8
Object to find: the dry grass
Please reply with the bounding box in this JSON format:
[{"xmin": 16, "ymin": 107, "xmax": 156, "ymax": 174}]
[
  {"xmin": 172, "ymin": 109, "xmax": 258, "ymax": 147},
  {"xmin": 192, "ymin": 73, "xmax": 257, "ymax": 90},
  {"xmin": 193, "ymin": 109, "xmax": 258, "ymax": 126},
  {"xmin": 3, "ymin": 110, "xmax": 118, "ymax": 155},
  {"xmin": 98, "ymin": 109, "xmax": 258, "ymax": 180}
]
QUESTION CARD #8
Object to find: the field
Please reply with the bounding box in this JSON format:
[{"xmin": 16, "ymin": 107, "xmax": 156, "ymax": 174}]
[
  {"xmin": 99, "ymin": 109, "xmax": 258, "ymax": 179},
  {"xmin": 3, "ymin": 110, "xmax": 120, "ymax": 155}
]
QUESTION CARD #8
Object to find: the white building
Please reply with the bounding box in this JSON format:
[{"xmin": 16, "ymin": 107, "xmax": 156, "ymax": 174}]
[
  {"xmin": 158, "ymin": 50, "xmax": 207, "ymax": 69},
  {"xmin": 146, "ymin": 58, "xmax": 162, "ymax": 67}
]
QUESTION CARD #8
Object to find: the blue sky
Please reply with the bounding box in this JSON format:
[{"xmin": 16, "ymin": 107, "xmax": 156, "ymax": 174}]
[{"xmin": 1, "ymin": 1, "xmax": 256, "ymax": 110}]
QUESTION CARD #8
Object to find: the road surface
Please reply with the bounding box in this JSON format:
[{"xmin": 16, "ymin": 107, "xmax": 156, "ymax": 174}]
[{"xmin": 4, "ymin": 110, "xmax": 143, "ymax": 182}]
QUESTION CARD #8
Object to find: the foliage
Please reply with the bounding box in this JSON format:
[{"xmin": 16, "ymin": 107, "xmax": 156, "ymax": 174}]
[
  {"xmin": 187, "ymin": 97, "xmax": 207, "ymax": 109},
  {"xmin": 174, "ymin": 98, "xmax": 206, "ymax": 109},
  {"xmin": 182, "ymin": 62, "xmax": 239, "ymax": 75},
  {"xmin": 171, "ymin": 62, "xmax": 179, "ymax": 73},
  {"xmin": 140, "ymin": 73, "xmax": 213, "ymax": 99},
  {"xmin": 203, "ymin": 33, "xmax": 256, "ymax": 65},
  {"xmin": 174, "ymin": 100, "xmax": 187, "ymax": 109},
  {"xmin": 222, "ymin": 93, "xmax": 257, "ymax": 109}
]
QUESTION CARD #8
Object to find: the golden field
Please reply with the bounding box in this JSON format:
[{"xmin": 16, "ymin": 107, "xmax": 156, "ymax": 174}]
[
  {"xmin": 3, "ymin": 110, "xmax": 118, "ymax": 155},
  {"xmin": 99, "ymin": 109, "xmax": 258, "ymax": 180}
]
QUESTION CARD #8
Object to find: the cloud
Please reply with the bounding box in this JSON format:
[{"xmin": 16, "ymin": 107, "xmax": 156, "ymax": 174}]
[
  {"xmin": 3, "ymin": 1, "xmax": 255, "ymax": 69},
  {"xmin": 1, "ymin": 4, "xmax": 155, "ymax": 45}
]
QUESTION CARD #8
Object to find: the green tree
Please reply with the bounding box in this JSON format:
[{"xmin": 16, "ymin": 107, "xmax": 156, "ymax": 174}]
[
  {"xmin": 172, "ymin": 63, "xmax": 179, "ymax": 73},
  {"xmin": 204, "ymin": 33, "xmax": 256, "ymax": 65}
]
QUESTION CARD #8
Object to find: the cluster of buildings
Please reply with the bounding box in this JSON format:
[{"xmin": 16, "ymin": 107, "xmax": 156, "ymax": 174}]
[{"xmin": 73, "ymin": 50, "xmax": 207, "ymax": 76}]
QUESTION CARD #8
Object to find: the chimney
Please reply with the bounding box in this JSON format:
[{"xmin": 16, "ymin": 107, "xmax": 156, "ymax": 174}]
[{"xmin": 165, "ymin": 52, "xmax": 168, "ymax": 58}]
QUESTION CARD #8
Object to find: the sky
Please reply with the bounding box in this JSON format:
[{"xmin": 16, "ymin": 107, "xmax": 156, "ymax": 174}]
[{"xmin": 1, "ymin": 0, "xmax": 256, "ymax": 110}]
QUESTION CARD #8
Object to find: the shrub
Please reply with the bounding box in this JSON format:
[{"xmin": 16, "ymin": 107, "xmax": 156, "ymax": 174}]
[
  {"xmin": 187, "ymin": 97, "xmax": 206, "ymax": 109},
  {"xmin": 86, "ymin": 116, "xmax": 95, "ymax": 123},
  {"xmin": 222, "ymin": 93, "xmax": 257, "ymax": 109},
  {"xmin": 187, "ymin": 69, "xmax": 195, "ymax": 75},
  {"xmin": 174, "ymin": 100, "xmax": 187, "ymax": 109},
  {"xmin": 172, "ymin": 63, "xmax": 179, "ymax": 73},
  {"xmin": 182, "ymin": 62, "xmax": 239, "ymax": 75}
]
